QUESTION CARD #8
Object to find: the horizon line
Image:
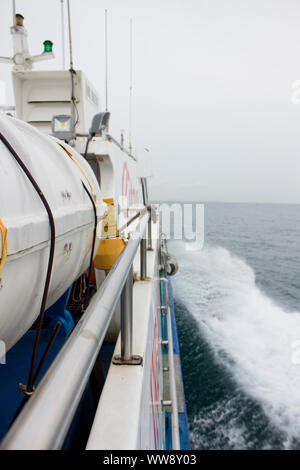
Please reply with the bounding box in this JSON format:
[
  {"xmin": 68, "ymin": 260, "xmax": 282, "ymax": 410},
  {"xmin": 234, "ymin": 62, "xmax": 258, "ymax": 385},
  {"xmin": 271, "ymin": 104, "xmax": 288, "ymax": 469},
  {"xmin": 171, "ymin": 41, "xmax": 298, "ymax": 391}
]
[{"xmin": 149, "ymin": 199, "xmax": 300, "ymax": 206}]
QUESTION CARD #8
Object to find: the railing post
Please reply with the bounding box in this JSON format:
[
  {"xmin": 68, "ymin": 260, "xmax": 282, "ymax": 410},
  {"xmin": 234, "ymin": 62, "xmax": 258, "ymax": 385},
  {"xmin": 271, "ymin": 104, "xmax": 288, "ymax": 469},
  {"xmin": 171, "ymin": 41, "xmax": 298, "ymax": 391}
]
[
  {"xmin": 113, "ymin": 264, "xmax": 142, "ymax": 366},
  {"xmin": 147, "ymin": 207, "xmax": 152, "ymax": 251},
  {"xmin": 140, "ymin": 237, "xmax": 147, "ymax": 280},
  {"xmin": 120, "ymin": 265, "xmax": 133, "ymax": 361},
  {"xmin": 112, "ymin": 265, "xmax": 143, "ymax": 366}
]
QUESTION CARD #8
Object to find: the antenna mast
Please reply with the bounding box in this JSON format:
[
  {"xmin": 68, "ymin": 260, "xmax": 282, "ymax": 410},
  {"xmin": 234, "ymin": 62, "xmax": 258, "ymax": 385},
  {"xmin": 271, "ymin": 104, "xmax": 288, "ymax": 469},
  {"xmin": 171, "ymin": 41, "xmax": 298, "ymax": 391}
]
[
  {"xmin": 129, "ymin": 18, "xmax": 133, "ymax": 155},
  {"xmin": 60, "ymin": 0, "xmax": 66, "ymax": 70},
  {"xmin": 105, "ymin": 9, "xmax": 108, "ymax": 112},
  {"xmin": 66, "ymin": 0, "xmax": 73, "ymax": 69},
  {"xmin": 66, "ymin": 0, "xmax": 77, "ymax": 130},
  {"xmin": 12, "ymin": 0, "xmax": 16, "ymax": 26}
]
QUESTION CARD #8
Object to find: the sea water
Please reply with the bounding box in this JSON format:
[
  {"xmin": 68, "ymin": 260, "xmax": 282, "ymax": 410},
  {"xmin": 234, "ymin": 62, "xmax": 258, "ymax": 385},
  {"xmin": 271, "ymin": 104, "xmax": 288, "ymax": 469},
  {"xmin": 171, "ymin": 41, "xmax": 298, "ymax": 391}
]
[{"xmin": 170, "ymin": 202, "xmax": 300, "ymax": 449}]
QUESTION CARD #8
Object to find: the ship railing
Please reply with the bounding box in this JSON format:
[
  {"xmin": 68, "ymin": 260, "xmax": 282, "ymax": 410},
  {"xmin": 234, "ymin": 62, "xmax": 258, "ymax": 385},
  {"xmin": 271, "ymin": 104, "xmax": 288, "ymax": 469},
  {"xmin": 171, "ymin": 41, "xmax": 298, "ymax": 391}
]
[
  {"xmin": 160, "ymin": 277, "xmax": 181, "ymax": 450},
  {"xmin": 1, "ymin": 212, "xmax": 150, "ymax": 450}
]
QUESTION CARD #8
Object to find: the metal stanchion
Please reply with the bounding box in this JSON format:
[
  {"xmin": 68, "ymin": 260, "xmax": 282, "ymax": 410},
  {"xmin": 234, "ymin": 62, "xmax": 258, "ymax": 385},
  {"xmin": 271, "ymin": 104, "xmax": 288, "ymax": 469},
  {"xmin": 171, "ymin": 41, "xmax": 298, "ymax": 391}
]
[
  {"xmin": 120, "ymin": 265, "xmax": 133, "ymax": 361},
  {"xmin": 113, "ymin": 265, "xmax": 142, "ymax": 366},
  {"xmin": 147, "ymin": 207, "xmax": 152, "ymax": 251},
  {"xmin": 140, "ymin": 237, "xmax": 147, "ymax": 280}
]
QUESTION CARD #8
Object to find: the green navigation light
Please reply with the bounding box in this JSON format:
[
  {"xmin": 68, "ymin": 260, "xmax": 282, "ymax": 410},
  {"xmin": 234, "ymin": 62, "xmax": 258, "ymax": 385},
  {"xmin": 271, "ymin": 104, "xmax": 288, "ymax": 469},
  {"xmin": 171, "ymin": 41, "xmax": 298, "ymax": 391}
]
[{"xmin": 43, "ymin": 40, "xmax": 53, "ymax": 53}]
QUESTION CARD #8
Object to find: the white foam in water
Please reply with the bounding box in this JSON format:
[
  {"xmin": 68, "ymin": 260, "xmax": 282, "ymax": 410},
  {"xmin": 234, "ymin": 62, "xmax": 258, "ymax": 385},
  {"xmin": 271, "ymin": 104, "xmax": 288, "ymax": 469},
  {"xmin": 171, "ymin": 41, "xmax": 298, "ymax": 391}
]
[
  {"xmin": 172, "ymin": 243, "xmax": 300, "ymax": 447},
  {"xmin": 189, "ymin": 396, "xmax": 249, "ymax": 450}
]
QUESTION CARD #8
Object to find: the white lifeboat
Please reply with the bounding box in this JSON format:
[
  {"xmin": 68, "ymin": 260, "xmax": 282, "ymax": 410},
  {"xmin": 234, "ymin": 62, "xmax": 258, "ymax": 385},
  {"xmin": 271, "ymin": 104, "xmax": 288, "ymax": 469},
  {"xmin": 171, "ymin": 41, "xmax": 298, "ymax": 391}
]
[{"xmin": 0, "ymin": 116, "xmax": 105, "ymax": 350}]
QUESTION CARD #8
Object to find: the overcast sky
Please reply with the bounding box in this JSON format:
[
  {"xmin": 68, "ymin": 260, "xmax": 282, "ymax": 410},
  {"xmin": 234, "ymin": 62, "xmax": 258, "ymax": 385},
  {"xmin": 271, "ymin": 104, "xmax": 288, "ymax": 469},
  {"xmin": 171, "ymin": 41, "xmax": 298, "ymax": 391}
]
[{"xmin": 1, "ymin": 0, "xmax": 300, "ymax": 203}]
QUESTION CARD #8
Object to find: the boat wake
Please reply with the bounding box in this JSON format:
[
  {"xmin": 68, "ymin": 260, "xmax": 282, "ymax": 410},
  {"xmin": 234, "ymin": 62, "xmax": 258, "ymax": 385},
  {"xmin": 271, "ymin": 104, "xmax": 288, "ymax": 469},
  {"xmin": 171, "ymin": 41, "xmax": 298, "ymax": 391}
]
[{"xmin": 172, "ymin": 243, "xmax": 300, "ymax": 448}]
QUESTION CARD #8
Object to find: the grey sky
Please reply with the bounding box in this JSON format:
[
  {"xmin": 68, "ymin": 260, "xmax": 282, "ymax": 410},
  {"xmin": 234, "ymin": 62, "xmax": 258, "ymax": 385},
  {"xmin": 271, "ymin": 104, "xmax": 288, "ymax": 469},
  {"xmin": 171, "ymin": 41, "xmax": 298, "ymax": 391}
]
[{"xmin": 1, "ymin": 0, "xmax": 300, "ymax": 203}]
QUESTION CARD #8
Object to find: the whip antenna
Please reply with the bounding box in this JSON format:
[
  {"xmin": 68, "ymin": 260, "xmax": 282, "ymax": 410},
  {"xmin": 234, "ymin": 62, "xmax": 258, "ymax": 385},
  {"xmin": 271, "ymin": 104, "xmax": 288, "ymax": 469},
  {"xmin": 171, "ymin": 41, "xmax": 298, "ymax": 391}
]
[
  {"xmin": 66, "ymin": 0, "xmax": 77, "ymax": 129},
  {"xmin": 66, "ymin": 0, "xmax": 73, "ymax": 69},
  {"xmin": 105, "ymin": 9, "xmax": 108, "ymax": 112},
  {"xmin": 60, "ymin": 0, "xmax": 66, "ymax": 70},
  {"xmin": 129, "ymin": 18, "xmax": 133, "ymax": 154},
  {"xmin": 12, "ymin": 0, "xmax": 16, "ymax": 25}
]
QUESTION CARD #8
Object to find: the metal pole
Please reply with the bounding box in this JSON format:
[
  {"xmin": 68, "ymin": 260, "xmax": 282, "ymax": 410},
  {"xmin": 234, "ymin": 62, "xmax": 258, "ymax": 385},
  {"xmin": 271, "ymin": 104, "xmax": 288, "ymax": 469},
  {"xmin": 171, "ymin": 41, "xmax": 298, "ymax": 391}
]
[
  {"xmin": 121, "ymin": 265, "xmax": 133, "ymax": 361},
  {"xmin": 147, "ymin": 209, "xmax": 152, "ymax": 250},
  {"xmin": 140, "ymin": 237, "xmax": 147, "ymax": 280},
  {"xmin": 12, "ymin": 0, "xmax": 16, "ymax": 26},
  {"xmin": 60, "ymin": 0, "xmax": 65, "ymax": 70},
  {"xmin": 105, "ymin": 9, "xmax": 108, "ymax": 112},
  {"xmin": 66, "ymin": 0, "xmax": 76, "ymax": 128},
  {"xmin": 1, "ymin": 213, "xmax": 149, "ymax": 450},
  {"xmin": 128, "ymin": 18, "xmax": 133, "ymax": 154},
  {"xmin": 66, "ymin": 0, "xmax": 73, "ymax": 69}
]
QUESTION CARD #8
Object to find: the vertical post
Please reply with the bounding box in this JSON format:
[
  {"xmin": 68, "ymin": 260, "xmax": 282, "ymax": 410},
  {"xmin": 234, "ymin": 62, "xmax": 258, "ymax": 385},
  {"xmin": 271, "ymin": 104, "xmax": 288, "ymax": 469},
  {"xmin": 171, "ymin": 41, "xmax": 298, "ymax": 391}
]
[
  {"xmin": 159, "ymin": 232, "xmax": 163, "ymax": 268},
  {"xmin": 140, "ymin": 237, "xmax": 147, "ymax": 280},
  {"xmin": 66, "ymin": 0, "xmax": 73, "ymax": 69},
  {"xmin": 12, "ymin": 0, "xmax": 16, "ymax": 26},
  {"xmin": 120, "ymin": 265, "xmax": 133, "ymax": 361},
  {"xmin": 128, "ymin": 18, "xmax": 133, "ymax": 155},
  {"xmin": 147, "ymin": 207, "xmax": 152, "ymax": 251},
  {"xmin": 60, "ymin": 0, "xmax": 65, "ymax": 70},
  {"xmin": 105, "ymin": 9, "xmax": 108, "ymax": 113}
]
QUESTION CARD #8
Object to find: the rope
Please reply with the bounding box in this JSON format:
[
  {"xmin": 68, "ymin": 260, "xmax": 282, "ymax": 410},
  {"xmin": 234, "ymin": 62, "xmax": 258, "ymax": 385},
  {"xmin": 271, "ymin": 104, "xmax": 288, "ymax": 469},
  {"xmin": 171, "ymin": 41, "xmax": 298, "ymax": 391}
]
[
  {"xmin": 57, "ymin": 142, "xmax": 100, "ymax": 204},
  {"xmin": 71, "ymin": 274, "xmax": 85, "ymax": 303},
  {"xmin": 81, "ymin": 181, "xmax": 97, "ymax": 310}
]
